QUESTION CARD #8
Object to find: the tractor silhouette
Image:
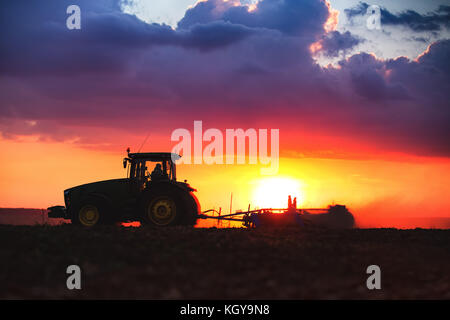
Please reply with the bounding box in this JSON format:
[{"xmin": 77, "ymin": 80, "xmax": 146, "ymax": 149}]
[{"xmin": 48, "ymin": 151, "xmax": 200, "ymax": 227}]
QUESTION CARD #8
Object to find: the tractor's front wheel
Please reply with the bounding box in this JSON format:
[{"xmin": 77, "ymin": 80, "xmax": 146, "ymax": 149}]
[
  {"xmin": 71, "ymin": 197, "xmax": 111, "ymax": 227},
  {"xmin": 77, "ymin": 204, "xmax": 100, "ymax": 227}
]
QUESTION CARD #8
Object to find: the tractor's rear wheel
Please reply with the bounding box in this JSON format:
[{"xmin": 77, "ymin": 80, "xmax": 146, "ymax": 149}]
[
  {"xmin": 141, "ymin": 188, "xmax": 198, "ymax": 227},
  {"xmin": 147, "ymin": 196, "xmax": 177, "ymax": 226}
]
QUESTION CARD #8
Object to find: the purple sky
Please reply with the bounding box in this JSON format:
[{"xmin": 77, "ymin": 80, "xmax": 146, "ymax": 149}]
[{"xmin": 0, "ymin": 0, "xmax": 449, "ymax": 158}]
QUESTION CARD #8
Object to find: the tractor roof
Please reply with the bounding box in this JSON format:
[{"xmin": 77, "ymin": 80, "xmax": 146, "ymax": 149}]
[{"xmin": 128, "ymin": 152, "xmax": 181, "ymax": 161}]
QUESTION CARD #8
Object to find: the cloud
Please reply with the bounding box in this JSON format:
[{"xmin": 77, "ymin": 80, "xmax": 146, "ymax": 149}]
[
  {"xmin": 337, "ymin": 52, "xmax": 409, "ymax": 101},
  {"xmin": 345, "ymin": 2, "xmax": 450, "ymax": 32},
  {"xmin": 0, "ymin": 0, "xmax": 449, "ymax": 158},
  {"xmin": 179, "ymin": 21, "xmax": 257, "ymax": 51},
  {"xmin": 343, "ymin": 2, "xmax": 369, "ymax": 19},
  {"xmin": 318, "ymin": 31, "xmax": 363, "ymax": 57},
  {"xmin": 178, "ymin": 0, "xmax": 329, "ymax": 38},
  {"xmin": 334, "ymin": 40, "xmax": 450, "ymax": 156},
  {"xmin": 416, "ymin": 38, "xmax": 450, "ymax": 74},
  {"xmin": 0, "ymin": 0, "xmax": 258, "ymax": 76}
]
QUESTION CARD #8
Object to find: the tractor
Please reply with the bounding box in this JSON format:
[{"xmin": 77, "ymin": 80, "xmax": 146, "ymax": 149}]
[{"xmin": 48, "ymin": 151, "xmax": 200, "ymax": 227}]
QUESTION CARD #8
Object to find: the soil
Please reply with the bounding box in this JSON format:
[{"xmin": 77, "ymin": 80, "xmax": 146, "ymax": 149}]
[{"xmin": 0, "ymin": 225, "xmax": 449, "ymax": 299}]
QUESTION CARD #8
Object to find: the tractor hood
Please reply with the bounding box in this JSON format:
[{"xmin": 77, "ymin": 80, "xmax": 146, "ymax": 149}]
[{"xmin": 64, "ymin": 178, "xmax": 128, "ymax": 194}]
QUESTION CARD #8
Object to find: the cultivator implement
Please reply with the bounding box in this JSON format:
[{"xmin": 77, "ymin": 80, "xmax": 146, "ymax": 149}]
[{"xmin": 199, "ymin": 201, "xmax": 355, "ymax": 229}]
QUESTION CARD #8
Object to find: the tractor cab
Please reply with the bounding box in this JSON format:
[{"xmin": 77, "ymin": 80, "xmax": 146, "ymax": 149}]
[{"xmin": 123, "ymin": 152, "xmax": 180, "ymax": 183}]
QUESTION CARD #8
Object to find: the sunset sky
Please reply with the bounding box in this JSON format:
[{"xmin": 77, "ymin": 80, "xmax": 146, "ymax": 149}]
[{"xmin": 1, "ymin": 0, "xmax": 449, "ymax": 226}]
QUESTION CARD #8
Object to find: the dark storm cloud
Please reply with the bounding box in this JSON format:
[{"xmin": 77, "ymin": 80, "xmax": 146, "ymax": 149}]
[
  {"xmin": 319, "ymin": 31, "xmax": 363, "ymax": 57},
  {"xmin": 381, "ymin": 5, "xmax": 450, "ymax": 32},
  {"xmin": 337, "ymin": 53, "xmax": 409, "ymax": 101},
  {"xmin": 180, "ymin": 21, "xmax": 257, "ymax": 51},
  {"xmin": 416, "ymin": 39, "xmax": 450, "ymax": 74},
  {"xmin": 345, "ymin": 2, "xmax": 450, "ymax": 32},
  {"xmin": 344, "ymin": 2, "xmax": 369, "ymax": 19},
  {"xmin": 0, "ymin": 0, "xmax": 255, "ymax": 76},
  {"xmin": 0, "ymin": 0, "xmax": 449, "ymax": 157},
  {"xmin": 333, "ymin": 40, "xmax": 450, "ymax": 156},
  {"xmin": 178, "ymin": 0, "xmax": 329, "ymax": 38}
]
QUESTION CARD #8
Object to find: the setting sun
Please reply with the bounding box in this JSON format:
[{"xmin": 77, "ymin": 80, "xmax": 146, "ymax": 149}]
[{"xmin": 252, "ymin": 177, "xmax": 304, "ymax": 209}]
